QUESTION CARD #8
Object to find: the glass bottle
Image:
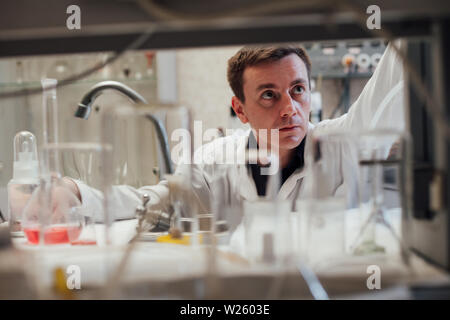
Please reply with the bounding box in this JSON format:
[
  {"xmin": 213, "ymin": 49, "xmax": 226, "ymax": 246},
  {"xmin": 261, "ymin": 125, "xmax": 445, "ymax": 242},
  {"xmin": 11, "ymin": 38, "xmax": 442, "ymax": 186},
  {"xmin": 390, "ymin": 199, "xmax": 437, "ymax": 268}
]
[{"xmin": 7, "ymin": 131, "xmax": 40, "ymax": 236}]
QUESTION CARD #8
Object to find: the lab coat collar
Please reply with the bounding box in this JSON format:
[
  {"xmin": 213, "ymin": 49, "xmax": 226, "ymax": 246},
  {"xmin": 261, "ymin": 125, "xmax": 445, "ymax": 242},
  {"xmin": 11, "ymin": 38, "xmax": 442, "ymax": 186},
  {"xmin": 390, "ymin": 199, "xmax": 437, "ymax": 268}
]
[
  {"xmin": 277, "ymin": 122, "xmax": 315, "ymax": 199},
  {"xmin": 236, "ymin": 123, "xmax": 314, "ymax": 201}
]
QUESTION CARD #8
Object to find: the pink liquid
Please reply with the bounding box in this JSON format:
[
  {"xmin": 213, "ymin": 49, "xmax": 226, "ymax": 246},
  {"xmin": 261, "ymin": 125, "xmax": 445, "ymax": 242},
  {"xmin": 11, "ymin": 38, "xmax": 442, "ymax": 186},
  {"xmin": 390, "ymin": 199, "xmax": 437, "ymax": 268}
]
[
  {"xmin": 71, "ymin": 240, "xmax": 97, "ymax": 245},
  {"xmin": 24, "ymin": 226, "xmax": 82, "ymax": 245}
]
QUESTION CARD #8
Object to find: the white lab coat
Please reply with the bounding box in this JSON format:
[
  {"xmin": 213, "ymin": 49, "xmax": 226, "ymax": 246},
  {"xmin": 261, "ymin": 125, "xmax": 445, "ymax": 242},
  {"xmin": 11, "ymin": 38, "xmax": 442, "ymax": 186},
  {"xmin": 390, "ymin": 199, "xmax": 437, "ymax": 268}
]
[{"xmin": 75, "ymin": 41, "xmax": 406, "ymax": 230}]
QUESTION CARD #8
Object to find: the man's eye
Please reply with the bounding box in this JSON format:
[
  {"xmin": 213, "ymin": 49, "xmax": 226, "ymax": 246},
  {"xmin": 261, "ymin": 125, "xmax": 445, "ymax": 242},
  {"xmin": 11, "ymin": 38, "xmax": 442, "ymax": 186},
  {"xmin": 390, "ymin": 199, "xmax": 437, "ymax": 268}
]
[
  {"xmin": 261, "ymin": 91, "xmax": 275, "ymax": 100},
  {"xmin": 292, "ymin": 85, "xmax": 304, "ymax": 94}
]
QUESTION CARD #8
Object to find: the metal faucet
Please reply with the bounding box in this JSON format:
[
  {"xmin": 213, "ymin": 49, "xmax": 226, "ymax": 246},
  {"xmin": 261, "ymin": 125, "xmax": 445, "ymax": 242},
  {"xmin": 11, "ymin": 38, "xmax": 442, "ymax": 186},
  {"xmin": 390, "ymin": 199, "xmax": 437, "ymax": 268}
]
[{"xmin": 75, "ymin": 81, "xmax": 173, "ymax": 175}]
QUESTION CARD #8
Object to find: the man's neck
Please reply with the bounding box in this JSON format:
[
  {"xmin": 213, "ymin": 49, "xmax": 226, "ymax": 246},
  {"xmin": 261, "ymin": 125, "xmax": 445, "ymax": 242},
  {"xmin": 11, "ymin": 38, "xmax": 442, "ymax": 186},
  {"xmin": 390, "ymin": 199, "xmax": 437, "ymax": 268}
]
[
  {"xmin": 251, "ymin": 131, "xmax": 300, "ymax": 168},
  {"xmin": 279, "ymin": 147, "xmax": 295, "ymax": 168}
]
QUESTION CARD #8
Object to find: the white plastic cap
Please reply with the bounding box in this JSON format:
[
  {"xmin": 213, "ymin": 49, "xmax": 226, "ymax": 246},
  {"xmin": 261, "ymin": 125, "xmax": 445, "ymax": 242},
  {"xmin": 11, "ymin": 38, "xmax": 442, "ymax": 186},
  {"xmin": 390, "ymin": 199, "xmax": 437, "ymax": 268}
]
[{"xmin": 12, "ymin": 131, "xmax": 39, "ymax": 184}]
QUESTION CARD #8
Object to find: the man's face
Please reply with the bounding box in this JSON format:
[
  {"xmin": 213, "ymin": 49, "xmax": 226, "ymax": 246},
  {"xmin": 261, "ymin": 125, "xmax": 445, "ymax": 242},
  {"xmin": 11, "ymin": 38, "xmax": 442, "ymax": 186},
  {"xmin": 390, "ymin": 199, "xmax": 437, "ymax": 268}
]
[{"xmin": 232, "ymin": 54, "xmax": 311, "ymax": 152}]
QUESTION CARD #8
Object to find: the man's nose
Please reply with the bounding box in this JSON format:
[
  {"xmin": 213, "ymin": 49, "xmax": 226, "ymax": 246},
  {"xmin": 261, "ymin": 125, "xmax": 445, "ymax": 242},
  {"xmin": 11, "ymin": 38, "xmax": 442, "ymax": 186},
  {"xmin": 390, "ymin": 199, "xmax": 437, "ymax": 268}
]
[{"xmin": 280, "ymin": 94, "xmax": 297, "ymax": 118}]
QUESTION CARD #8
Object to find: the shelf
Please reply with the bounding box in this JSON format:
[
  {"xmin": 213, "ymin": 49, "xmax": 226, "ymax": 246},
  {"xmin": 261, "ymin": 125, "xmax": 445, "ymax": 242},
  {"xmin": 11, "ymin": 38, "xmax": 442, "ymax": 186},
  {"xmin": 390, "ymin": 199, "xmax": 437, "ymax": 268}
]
[
  {"xmin": 311, "ymin": 72, "xmax": 374, "ymax": 79},
  {"xmin": 1, "ymin": 1, "xmax": 446, "ymax": 57},
  {"xmin": 0, "ymin": 76, "xmax": 157, "ymax": 91}
]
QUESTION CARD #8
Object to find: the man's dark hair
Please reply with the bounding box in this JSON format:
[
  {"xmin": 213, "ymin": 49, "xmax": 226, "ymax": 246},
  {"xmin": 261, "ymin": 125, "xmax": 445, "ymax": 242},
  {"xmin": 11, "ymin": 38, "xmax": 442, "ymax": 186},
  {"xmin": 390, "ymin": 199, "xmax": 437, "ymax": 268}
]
[{"xmin": 227, "ymin": 45, "xmax": 311, "ymax": 103}]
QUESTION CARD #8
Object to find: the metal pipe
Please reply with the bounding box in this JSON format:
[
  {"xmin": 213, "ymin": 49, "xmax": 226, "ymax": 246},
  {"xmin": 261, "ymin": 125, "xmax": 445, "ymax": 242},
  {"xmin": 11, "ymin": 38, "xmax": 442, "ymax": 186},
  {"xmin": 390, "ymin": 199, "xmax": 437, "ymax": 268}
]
[{"xmin": 75, "ymin": 80, "xmax": 173, "ymax": 175}]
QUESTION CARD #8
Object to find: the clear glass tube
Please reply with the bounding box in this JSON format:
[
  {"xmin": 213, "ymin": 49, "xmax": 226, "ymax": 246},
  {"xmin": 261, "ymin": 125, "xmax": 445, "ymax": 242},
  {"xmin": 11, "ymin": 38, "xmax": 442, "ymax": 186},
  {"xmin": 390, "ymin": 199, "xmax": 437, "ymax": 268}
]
[{"xmin": 41, "ymin": 78, "xmax": 60, "ymax": 177}]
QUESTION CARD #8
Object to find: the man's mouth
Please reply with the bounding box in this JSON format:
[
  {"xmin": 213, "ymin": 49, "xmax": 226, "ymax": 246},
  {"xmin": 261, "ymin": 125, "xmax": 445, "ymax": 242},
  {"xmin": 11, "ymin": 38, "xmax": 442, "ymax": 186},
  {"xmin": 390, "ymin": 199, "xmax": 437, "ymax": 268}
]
[{"xmin": 279, "ymin": 125, "xmax": 301, "ymax": 131}]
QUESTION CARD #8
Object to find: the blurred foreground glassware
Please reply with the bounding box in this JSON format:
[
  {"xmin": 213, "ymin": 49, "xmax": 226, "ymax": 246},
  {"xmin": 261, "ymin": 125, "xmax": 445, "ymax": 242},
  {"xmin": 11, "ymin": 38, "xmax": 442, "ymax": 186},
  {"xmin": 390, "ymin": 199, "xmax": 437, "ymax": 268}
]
[
  {"xmin": 101, "ymin": 103, "xmax": 179, "ymax": 186},
  {"xmin": 21, "ymin": 177, "xmax": 83, "ymax": 245},
  {"xmin": 100, "ymin": 104, "xmax": 186, "ymax": 229},
  {"xmin": 163, "ymin": 174, "xmax": 201, "ymax": 246},
  {"xmin": 56, "ymin": 142, "xmax": 106, "ymax": 245},
  {"xmin": 350, "ymin": 129, "xmax": 411, "ymax": 259},
  {"xmin": 243, "ymin": 200, "xmax": 293, "ymax": 265},
  {"xmin": 59, "ymin": 142, "xmax": 103, "ymax": 189},
  {"xmin": 70, "ymin": 215, "xmax": 97, "ymax": 246},
  {"xmin": 208, "ymin": 164, "xmax": 241, "ymax": 247},
  {"xmin": 303, "ymin": 198, "xmax": 347, "ymax": 270},
  {"xmin": 21, "ymin": 78, "xmax": 84, "ymax": 245},
  {"xmin": 239, "ymin": 151, "xmax": 295, "ymax": 267},
  {"xmin": 7, "ymin": 131, "xmax": 40, "ymax": 236},
  {"xmin": 21, "ymin": 142, "xmax": 107, "ymax": 246},
  {"xmin": 302, "ymin": 131, "xmax": 357, "ymax": 269},
  {"xmin": 304, "ymin": 129, "xmax": 412, "ymax": 267}
]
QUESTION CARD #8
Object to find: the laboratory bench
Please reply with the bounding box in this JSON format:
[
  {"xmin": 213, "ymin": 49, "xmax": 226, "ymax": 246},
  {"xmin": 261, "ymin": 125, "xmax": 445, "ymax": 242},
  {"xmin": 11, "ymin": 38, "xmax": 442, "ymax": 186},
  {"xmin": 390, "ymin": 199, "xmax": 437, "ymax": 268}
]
[{"xmin": 1, "ymin": 208, "xmax": 449, "ymax": 300}]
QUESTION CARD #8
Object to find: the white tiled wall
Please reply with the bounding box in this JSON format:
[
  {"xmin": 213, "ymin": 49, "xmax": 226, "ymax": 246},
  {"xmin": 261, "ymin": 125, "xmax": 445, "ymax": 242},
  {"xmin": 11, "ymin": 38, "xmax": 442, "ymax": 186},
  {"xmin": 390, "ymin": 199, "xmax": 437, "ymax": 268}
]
[{"xmin": 176, "ymin": 45, "xmax": 248, "ymax": 133}]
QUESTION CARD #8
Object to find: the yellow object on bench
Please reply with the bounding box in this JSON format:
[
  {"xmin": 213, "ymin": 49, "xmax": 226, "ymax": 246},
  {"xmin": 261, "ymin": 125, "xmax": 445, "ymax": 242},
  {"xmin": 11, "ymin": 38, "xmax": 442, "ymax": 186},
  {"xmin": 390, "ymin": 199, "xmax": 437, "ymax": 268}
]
[{"xmin": 156, "ymin": 233, "xmax": 203, "ymax": 245}]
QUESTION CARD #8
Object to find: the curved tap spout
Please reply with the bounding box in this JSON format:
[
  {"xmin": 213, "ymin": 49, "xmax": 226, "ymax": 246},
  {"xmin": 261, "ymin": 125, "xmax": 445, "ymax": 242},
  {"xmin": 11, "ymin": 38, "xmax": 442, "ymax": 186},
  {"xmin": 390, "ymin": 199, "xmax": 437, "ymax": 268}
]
[
  {"xmin": 75, "ymin": 81, "xmax": 173, "ymax": 175},
  {"xmin": 75, "ymin": 81, "xmax": 147, "ymax": 119}
]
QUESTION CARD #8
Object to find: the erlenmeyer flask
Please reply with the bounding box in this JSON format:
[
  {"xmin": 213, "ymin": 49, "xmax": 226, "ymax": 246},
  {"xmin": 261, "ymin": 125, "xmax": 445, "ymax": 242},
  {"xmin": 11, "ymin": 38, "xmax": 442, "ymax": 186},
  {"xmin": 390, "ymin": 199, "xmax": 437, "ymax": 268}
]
[
  {"xmin": 21, "ymin": 176, "xmax": 84, "ymax": 245},
  {"xmin": 351, "ymin": 129, "xmax": 410, "ymax": 258}
]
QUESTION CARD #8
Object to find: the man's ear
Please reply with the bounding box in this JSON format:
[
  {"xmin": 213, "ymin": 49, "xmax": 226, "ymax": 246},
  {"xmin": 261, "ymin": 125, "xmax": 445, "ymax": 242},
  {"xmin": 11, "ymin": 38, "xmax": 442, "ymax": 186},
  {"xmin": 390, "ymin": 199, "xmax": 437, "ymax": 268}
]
[{"xmin": 231, "ymin": 96, "xmax": 249, "ymax": 124}]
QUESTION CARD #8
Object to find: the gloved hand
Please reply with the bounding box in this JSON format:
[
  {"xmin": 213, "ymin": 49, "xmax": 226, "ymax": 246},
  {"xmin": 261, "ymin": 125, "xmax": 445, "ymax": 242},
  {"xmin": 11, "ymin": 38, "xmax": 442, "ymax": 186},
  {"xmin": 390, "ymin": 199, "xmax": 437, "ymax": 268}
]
[{"xmin": 20, "ymin": 176, "xmax": 83, "ymax": 230}]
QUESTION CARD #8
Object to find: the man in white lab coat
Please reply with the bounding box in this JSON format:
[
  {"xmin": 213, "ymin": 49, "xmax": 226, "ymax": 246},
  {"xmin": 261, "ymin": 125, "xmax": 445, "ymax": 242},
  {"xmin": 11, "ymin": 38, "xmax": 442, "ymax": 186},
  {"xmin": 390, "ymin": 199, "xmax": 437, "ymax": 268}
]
[{"xmin": 63, "ymin": 40, "xmax": 405, "ymax": 232}]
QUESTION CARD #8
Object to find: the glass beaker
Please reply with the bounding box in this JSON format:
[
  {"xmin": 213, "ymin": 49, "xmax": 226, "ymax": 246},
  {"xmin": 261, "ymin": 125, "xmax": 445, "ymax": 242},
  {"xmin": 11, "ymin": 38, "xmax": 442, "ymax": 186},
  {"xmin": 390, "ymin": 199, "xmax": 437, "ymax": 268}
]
[
  {"xmin": 239, "ymin": 151, "xmax": 294, "ymax": 267},
  {"xmin": 100, "ymin": 103, "xmax": 189, "ymax": 226},
  {"xmin": 243, "ymin": 200, "xmax": 293, "ymax": 265},
  {"xmin": 208, "ymin": 164, "xmax": 243, "ymax": 247},
  {"xmin": 302, "ymin": 130, "xmax": 357, "ymax": 269},
  {"xmin": 101, "ymin": 104, "xmax": 180, "ymax": 188},
  {"xmin": 303, "ymin": 197, "xmax": 347, "ymax": 271}
]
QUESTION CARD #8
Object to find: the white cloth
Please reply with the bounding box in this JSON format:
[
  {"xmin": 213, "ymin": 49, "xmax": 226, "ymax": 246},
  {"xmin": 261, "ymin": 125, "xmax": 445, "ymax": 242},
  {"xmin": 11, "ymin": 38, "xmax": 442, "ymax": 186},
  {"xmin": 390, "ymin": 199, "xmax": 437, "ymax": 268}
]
[{"xmin": 75, "ymin": 40, "xmax": 406, "ymax": 229}]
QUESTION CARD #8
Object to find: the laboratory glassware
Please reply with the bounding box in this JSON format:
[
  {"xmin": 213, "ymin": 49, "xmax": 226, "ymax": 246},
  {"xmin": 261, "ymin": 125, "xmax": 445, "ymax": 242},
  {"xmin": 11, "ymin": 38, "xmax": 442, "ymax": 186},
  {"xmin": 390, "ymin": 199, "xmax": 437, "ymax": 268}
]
[
  {"xmin": 100, "ymin": 104, "xmax": 185, "ymax": 225},
  {"xmin": 21, "ymin": 175, "xmax": 84, "ymax": 245},
  {"xmin": 21, "ymin": 141, "xmax": 110, "ymax": 245},
  {"xmin": 350, "ymin": 129, "xmax": 411, "ymax": 259},
  {"xmin": 208, "ymin": 164, "xmax": 239, "ymax": 245},
  {"xmin": 302, "ymin": 130, "xmax": 357, "ymax": 270},
  {"xmin": 7, "ymin": 131, "xmax": 40, "ymax": 236},
  {"xmin": 243, "ymin": 199, "xmax": 293, "ymax": 265},
  {"xmin": 54, "ymin": 142, "xmax": 106, "ymax": 245},
  {"xmin": 21, "ymin": 79, "xmax": 84, "ymax": 245},
  {"xmin": 240, "ymin": 151, "xmax": 295, "ymax": 267}
]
